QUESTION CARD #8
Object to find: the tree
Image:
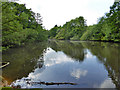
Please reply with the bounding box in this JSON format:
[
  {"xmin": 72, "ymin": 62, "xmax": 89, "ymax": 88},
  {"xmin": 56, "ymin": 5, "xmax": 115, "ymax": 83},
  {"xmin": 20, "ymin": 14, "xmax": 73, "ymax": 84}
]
[
  {"xmin": 2, "ymin": 2, "xmax": 47, "ymax": 50},
  {"xmin": 50, "ymin": 16, "xmax": 87, "ymax": 40}
]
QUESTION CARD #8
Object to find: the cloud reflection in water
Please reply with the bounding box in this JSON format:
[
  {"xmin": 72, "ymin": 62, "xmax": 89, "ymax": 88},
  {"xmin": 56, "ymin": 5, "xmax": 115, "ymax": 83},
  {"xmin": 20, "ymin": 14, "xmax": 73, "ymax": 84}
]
[
  {"xmin": 44, "ymin": 48, "xmax": 75, "ymax": 67},
  {"xmin": 11, "ymin": 47, "xmax": 116, "ymax": 88},
  {"xmin": 71, "ymin": 69, "xmax": 88, "ymax": 79}
]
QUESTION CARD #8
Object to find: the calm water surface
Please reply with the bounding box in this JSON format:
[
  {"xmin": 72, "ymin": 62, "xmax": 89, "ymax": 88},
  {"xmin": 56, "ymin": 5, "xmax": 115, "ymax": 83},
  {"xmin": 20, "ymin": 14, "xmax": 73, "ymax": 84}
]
[{"xmin": 2, "ymin": 41, "xmax": 120, "ymax": 88}]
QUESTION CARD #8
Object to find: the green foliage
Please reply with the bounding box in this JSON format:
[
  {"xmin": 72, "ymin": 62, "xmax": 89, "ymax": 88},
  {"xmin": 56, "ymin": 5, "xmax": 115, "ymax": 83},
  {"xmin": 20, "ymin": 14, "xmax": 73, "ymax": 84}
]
[
  {"xmin": 81, "ymin": 2, "xmax": 120, "ymax": 42},
  {"xmin": 80, "ymin": 25, "xmax": 95, "ymax": 40},
  {"xmin": 49, "ymin": 16, "xmax": 87, "ymax": 40},
  {"xmin": 3, "ymin": 1, "xmax": 119, "ymax": 49},
  {"xmin": 70, "ymin": 35, "xmax": 80, "ymax": 41},
  {"xmin": 48, "ymin": 2, "xmax": 120, "ymax": 42},
  {"xmin": 48, "ymin": 25, "xmax": 59, "ymax": 39},
  {"xmin": 2, "ymin": 2, "xmax": 48, "ymax": 50}
]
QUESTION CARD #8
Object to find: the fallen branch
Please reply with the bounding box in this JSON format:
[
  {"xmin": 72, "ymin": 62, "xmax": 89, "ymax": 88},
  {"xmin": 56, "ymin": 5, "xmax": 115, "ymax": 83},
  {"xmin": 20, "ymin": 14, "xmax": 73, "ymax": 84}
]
[{"xmin": 27, "ymin": 81, "xmax": 77, "ymax": 85}]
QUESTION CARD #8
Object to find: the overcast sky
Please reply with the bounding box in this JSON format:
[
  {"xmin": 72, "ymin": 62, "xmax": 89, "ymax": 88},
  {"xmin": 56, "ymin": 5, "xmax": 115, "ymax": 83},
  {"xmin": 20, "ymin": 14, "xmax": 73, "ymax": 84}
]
[{"xmin": 17, "ymin": 0, "xmax": 114, "ymax": 30}]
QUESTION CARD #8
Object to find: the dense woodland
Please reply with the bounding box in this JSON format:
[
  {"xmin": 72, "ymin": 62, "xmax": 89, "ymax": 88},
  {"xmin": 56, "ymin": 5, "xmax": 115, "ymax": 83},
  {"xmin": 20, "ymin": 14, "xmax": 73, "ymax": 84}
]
[
  {"xmin": 2, "ymin": 2, "xmax": 48, "ymax": 50},
  {"xmin": 49, "ymin": 16, "xmax": 87, "ymax": 40},
  {"xmin": 49, "ymin": 2, "xmax": 120, "ymax": 42},
  {"xmin": 1, "ymin": 1, "xmax": 120, "ymax": 50}
]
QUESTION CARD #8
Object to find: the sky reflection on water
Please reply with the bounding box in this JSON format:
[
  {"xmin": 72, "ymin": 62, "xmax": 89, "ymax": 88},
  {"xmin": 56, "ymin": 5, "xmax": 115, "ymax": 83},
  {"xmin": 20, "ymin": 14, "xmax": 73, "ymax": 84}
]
[{"xmin": 11, "ymin": 47, "xmax": 115, "ymax": 88}]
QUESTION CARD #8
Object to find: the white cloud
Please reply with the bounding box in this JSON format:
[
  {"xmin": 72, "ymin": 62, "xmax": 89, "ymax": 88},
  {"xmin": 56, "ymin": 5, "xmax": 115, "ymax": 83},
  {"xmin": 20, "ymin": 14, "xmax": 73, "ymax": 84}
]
[
  {"xmin": 71, "ymin": 69, "xmax": 88, "ymax": 79},
  {"xmin": 99, "ymin": 78, "xmax": 115, "ymax": 88},
  {"xmin": 17, "ymin": 0, "xmax": 114, "ymax": 29},
  {"xmin": 44, "ymin": 48, "xmax": 74, "ymax": 67},
  {"xmin": 85, "ymin": 49, "xmax": 95, "ymax": 59}
]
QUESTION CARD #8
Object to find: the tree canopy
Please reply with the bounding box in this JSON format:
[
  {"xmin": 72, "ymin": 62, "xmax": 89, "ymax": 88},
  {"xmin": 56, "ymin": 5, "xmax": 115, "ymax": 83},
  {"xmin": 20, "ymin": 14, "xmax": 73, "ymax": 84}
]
[
  {"xmin": 49, "ymin": 2, "xmax": 120, "ymax": 42},
  {"xmin": 49, "ymin": 16, "xmax": 87, "ymax": 40},
  {"xmin": 2, "ymin": 2, "xmax": 48, "ymax": 50},
  {"xmin": 2, "ymin": 1, "xmax": 120, "ymax": 51}
]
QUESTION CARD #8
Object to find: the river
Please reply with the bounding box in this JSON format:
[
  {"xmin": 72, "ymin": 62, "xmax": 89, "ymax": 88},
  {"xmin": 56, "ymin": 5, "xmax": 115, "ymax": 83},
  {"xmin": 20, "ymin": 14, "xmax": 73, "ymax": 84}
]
[{"xmin": 2, "ymin": 40, "xmax": 120, "ymax": 89}]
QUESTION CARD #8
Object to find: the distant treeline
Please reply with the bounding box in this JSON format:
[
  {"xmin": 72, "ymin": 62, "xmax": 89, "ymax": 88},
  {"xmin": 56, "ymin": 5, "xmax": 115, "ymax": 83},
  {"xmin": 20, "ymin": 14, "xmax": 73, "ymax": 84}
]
[
  {"xmin": 2, "ymin": 2, "xmax": 48, "ymax": 50},
  {"xmin": 2, "ymin": 1, "xmax": 120, "ymax": 50},
  {"xmin": 48, "ymin": 2, "xmax": 120, "ymax": 42}
]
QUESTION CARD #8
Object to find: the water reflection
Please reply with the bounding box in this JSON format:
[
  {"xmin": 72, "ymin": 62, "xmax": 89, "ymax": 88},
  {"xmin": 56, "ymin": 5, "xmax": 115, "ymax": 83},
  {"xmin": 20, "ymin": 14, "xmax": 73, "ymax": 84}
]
[
  {"xmin": 2, "ymin": 42, "xmax": 47, "ymax": 85},
  {"xmin": 99, "ymin": 79, "xmax": 115, "ymax": 88},
  {"xmin": 49, "ymin": 41, "xmax": 85, "ymax": 62},
  {"xmin": 44, "ymin": 48, "xmax": 75, "ymax": 67},
  {"xmin": 82, "ymin": 41, "xmax": 120, "ymax": 89},
  {"xmin": 71, "ymin": 68, "xmax": 88, "ymax": 79},
  {"xmin": 2, "ymin": 40, "xmax": 120, "ymax": 89}
]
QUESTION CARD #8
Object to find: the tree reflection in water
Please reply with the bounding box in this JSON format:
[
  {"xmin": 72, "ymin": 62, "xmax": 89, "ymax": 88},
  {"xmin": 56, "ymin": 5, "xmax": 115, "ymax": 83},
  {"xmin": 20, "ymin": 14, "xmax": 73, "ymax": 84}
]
[
  {"xmin": 49, "ymin": 40, "xmax": 120, "ymax": 89},
  {"xmin": 2, "ymin": 42, "xmax": 47, "ymax": 85},
  {"xmin": 2, "ymin": 40, "xmax": 120, "ymax": 89},
  {"xmin": 49, "ymin": 40, "xmax": 85, "ymax": 62},
  {"xmin": 81, "ymin": 41, "xmax": 120, "ymax": 89}
]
